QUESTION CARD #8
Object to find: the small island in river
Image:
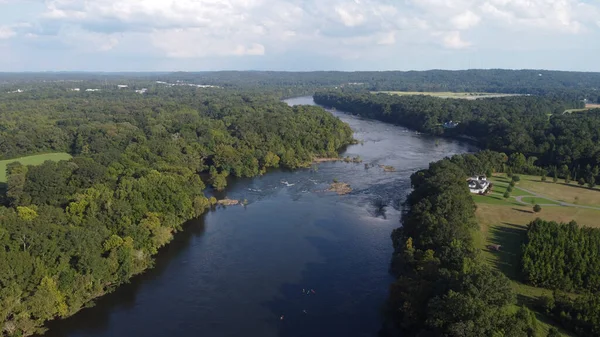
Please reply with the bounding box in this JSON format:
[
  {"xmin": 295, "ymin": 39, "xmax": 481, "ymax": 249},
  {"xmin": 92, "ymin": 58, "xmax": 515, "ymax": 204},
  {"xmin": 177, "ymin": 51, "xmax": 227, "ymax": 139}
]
[{"xmin": 328, "ymin": 182, "xmax": 352, "ymax": 195}]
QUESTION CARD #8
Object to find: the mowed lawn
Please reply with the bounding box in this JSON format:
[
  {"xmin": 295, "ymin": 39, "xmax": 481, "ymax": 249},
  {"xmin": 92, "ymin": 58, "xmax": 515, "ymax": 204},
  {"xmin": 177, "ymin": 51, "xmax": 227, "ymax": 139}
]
[
  {"xmin": 512, "ymin": 173, "xmax": 600, "ymax": 207},
  {"xmin": 0, "ymin": 153, "xmax": 72, "ymax": 182},
  {"xmin": 473, "ymin": 174, "xmax": 600, "ymax": 336},
  {"xmin": 474, "ymin": 203, "xmax": 593, "ymax": 337},
  {"xmin": 470, "ymin": 175, "xmax": 532, "ymax": 206}
]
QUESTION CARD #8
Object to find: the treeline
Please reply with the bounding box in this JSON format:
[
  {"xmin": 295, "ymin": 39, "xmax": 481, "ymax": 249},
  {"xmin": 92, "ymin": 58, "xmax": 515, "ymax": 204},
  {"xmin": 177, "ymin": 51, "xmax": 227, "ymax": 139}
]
[
  {"xmin": 4, "ymin": 69, "xmax": 600, "ymax": 102},
  {"xmin": 314, "ymin": 91, "xmax": 600, "ymax": 174},
  {"xmin": 522, "ymin": 219, "xmax": 600, "ymax": 292},
  {"xmin": 0, "ymin": 87, "xmax": 353, "ymax": 336},
  {"xmin": 539, "ymin": 291, "xmax": 600, "ymax": 337},
  {"xmin": 384, "ymin": 150, "xmax": 541, "ymax": 336}
]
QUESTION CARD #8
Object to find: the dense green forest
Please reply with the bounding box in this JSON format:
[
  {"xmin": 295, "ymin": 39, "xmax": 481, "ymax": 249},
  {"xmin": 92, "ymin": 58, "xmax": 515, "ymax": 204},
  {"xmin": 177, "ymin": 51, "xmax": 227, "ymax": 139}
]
[
  {"xmin": 314, "ymin": 91, "xmax": 600, "ymax": 179},
  {"xmin": 539, "ymin": 291, "xmax": 600, "ymax": 336},
  {"xmin": 383, "ymin": 150, "xmax": 541, "ymax": 336},
  {"xmin": 522, "ymin": 219, "xmax": 600, "ymax": 292},
  {"xmin": 3, "ymin": 69, "xmax": 600, "ymax": 101},
  {"xmin": 0, "ymin": 87, "xmax": 353, "ymax": 336}
]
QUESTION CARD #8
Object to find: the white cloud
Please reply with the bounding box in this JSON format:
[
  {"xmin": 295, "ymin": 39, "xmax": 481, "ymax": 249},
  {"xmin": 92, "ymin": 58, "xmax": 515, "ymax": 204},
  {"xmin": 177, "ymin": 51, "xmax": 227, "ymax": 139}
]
[
  {"xmin": 0, "ymin": 0, "xmax": 596, "ymax": 65},
  {"xmin": 439, "ymin": 31, "xmax": 471, "ymax": 49},
  {"xmin": 0, "ymin": 26, "xmax": 15, "ymax": 39},
  {"xmin": 451, "ymin": 11, "xmax": 481, "ymax": 30},
  {"xmin": 335, "ymin": 5, "xmax": 366, "ymax": 27}
]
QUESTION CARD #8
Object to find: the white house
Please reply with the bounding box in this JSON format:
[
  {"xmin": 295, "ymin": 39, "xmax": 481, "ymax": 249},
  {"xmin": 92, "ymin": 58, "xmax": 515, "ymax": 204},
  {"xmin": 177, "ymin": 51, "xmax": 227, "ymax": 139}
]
[
  {"xmin": 117, "ymin": 85, "xmax": 128, "ymax": 89},
  {"xmin": 467, "ymin": 176, "xmax": 490, "ymax": 194}
]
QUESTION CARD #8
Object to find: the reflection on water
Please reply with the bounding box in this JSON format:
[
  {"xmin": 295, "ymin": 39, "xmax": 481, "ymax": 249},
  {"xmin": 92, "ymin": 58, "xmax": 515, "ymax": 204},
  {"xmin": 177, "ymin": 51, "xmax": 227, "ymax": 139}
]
[{"xmin": 43, "ymin": 97, "xmax": 476, "ymax": 337}]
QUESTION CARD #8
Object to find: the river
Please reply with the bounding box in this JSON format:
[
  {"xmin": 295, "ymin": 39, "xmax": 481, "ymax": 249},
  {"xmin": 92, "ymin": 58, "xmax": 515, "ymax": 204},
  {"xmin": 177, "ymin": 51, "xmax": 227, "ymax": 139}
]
[{"xmin": 43, "ymin": 96, "xmax": 477, "ymax": 337}]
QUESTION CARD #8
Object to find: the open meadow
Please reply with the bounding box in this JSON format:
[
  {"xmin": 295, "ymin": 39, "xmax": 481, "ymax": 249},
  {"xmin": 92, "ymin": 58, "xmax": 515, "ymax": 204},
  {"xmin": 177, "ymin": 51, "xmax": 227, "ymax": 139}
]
[
  {"xmin": 0, "ymin": 153, "xmax": 72, "ymax": 182},
  {"xmin": 473, "ymin": 173, "xmax": 600, "ymax": 336},
  {"xmin": 374, "ymin": 91, "xmax": 524, "ymax": 100},
  {"xmin": 564, "ymin": 103, "xmax": 600, "ymax": 113}
]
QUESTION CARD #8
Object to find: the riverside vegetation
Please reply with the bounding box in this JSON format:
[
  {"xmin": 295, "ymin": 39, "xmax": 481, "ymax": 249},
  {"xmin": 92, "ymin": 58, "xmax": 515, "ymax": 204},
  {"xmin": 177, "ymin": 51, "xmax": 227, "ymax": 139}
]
[
  {"xmin": 321, "ymin": 91, "xmax": 600, "ymax": 336},
  {"xmin": 4, "ymin": 70, "xmax": 600, "ymax": 337},
  {"xmin": 0, "ymin": 87, "xmax": 353, "ymax": 336}
]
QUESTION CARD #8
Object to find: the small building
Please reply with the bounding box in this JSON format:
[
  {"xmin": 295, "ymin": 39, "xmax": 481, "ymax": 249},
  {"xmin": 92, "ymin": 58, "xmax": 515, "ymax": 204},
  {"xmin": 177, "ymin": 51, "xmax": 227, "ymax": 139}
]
[
  {"xmin": 467, "ymin": 176, "xmax": 490, "ymax": 194},
  {"xmin": 70, "ymin": 88, "xmax": 80, "ymax": 91},
  {"xmin": 117, "ymin": 85, "xmax": 128, "ymax": 89},
  {"xmin": 443, "ymin": 120, "xmax": 459, "ymax": 129},
  {"xmin": 135, "ymin": 88, "xmax": 148, "ymax": 94}
]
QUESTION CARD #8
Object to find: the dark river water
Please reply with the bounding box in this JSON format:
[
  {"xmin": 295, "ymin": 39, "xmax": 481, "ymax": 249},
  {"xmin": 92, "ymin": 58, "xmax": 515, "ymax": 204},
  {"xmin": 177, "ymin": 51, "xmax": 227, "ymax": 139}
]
[{"xmin": 44, "ymin": 96, "xmax": 476, "ymax": 337}]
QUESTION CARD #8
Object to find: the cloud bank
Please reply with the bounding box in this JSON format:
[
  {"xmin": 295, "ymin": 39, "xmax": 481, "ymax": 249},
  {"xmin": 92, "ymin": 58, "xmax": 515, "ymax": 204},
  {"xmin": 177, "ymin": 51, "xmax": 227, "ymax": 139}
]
[{"xmin": 0, "ymin": 0, "xmax": 599, "ymax": 71}]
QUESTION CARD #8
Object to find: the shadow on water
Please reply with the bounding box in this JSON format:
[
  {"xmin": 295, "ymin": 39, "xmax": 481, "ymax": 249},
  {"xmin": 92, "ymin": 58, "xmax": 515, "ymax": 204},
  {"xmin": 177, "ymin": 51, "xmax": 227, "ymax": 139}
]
[{"xmin": 41, "ymin": 214, "xmax": 208, "ymax": 337}]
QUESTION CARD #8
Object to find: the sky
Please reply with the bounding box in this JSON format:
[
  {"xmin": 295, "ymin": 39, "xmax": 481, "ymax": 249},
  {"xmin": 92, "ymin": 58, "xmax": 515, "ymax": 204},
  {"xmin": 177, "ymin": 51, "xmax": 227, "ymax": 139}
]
[{"xmin": 0, "ymin": 0, "xmax": 599, "ymax": 72}]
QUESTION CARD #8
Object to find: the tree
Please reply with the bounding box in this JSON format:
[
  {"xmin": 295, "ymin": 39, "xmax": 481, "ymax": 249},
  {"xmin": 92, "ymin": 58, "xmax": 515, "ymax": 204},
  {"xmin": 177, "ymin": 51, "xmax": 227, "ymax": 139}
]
[
  {"xmin": 507, "ymin": 185, "xmax": 513, "ymax": 192},
  {"xmin": 565, "ymin": 173, "xmax": 571, "ymax": 184},
  {"xmin": 588, "ymin": 176, "xmax": 596, "ymax": 189},
  {"xmin": 553, "ymin": 170, "xmax": 558, "ymax": 183},
  {"xmin": 512, "ymin": 175, "xmax": 520, "ymax": 182},
  {"xmin": 504, "ymin": 191, "xmax": 511, "ymax": 199},
  {"xmin": 533, "ymin": 204, "xmax": 542, "ymax": 213},
  {"xmin": 541, "ymin": 173, "xmax": 547, "ymax": 182},
  {"xmin": 579, "ymin": 177, "xmax": 586, "ymax": 185},
  {"xmin": 209, "ymin": 167, "xmax": 228, "ymax": 191},
  {"xmin": 547, "ymin": 327, "xmax": 560, "ymax": 337}
]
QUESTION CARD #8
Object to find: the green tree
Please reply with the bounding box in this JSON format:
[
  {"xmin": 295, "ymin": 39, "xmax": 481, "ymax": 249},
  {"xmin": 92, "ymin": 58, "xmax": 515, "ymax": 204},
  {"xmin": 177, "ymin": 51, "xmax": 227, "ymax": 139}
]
[{"xmin": 533, "ymin": 204, "xmax": 542, "ymax": 213}]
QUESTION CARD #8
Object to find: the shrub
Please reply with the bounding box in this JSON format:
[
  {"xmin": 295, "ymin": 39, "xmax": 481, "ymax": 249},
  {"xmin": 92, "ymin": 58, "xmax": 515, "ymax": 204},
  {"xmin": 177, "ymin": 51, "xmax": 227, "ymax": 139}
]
[
  {"xmin": 541, "ymin": 174, "xmax": 547, "ymax": 182},
  {"xmin": 533, "ymin": 204, "xmax": 542, "ymax": 213},
  {"xmin": 509, "ymin": 181, "xmax": 516, "ymax": 187},
  {"xmin": 503, "ymin": 191, "xmax": 510, "ymax": 199},
  {"xmin": 578, "ymin": 178, "xmax": 586, "ymax": 185},
  {"xmin": 507, "ymin": 185, "xmax": 513, "ymax": 192},
  {"xmin": 512, "ymin": 175, "xmax": 521, "ymax": 182}
]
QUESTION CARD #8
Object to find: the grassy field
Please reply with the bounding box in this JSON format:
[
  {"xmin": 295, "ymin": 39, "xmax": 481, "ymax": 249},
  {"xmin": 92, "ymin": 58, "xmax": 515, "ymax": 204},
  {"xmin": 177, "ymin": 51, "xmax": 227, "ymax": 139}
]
[
  {"xmin": 0, "ymin": 153, "xmax": 72, "ymax": 182},
  {"xmin": 564, "ymin": 103, "xmax": 600, "ymax": 113},
  {"xmin": 520, "ymin": 196, "xmax": 561, "ymax": 205},
  {"xmin": 472, "ymin": 173, "xmax": 600, "ymax": 336},
  {"xmin": 374, "ymin": 91, "xmax": 523, "ymax": 100},
  {"xmin": 514, "ymin": 173, "xmax": 600, "ymax": 207}
]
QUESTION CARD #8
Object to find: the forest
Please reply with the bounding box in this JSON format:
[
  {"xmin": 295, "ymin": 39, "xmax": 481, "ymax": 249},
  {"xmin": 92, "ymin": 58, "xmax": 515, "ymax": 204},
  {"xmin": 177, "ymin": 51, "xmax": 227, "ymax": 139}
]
[
  {"xmin": 383, "ymin": 150, "xmax": 542, "ymax": 336},
  {"xmin": 0, "ymin": 87, "xmax": 353, "ymax": 336},
  {"xmin": 3, "ymin": 69, "xmax": 600, "ymax": 102},
  {"xmin": 314, "ymin": 91, "xmax": 600, "ymax": 179},
  {"xmin": 539, "ymin": 291, "xmax": 600, "ymax": 337},
  {"xmin": 521, "ymin": 219, "xmax": 600, "ymax": 335},
  {"xmin": 522, "ymin": 219, "xmax": 600, "ymax": 292}
]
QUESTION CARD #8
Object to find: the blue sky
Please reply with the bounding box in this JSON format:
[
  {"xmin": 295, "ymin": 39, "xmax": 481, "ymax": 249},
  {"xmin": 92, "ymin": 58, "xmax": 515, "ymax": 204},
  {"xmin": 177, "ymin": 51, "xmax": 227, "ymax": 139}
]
[{"xmin": 1, "ymin": 0, "xmax": 599, "ymax": 72}]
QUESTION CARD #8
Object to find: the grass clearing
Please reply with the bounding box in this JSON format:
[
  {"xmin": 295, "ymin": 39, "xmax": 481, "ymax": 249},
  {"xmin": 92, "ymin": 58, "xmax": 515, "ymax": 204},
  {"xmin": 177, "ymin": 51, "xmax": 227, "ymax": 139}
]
[
  {"xmin": 474, "ymin": 203, "xmax": 594, "ymax": 336},
  {"xmin": 373, "ymin": 91, "xmax": 523, "ymax": 100},
  {"xmin": 508, "ymin": 173, "xmax": 600, "ymax": 207},
  {"xmin": 520, "ymin": 196, "xmax": 561, "ymax": 205},
  {"xmin": 0, "ymin": 153, "xmax": 72, "ymax": 182},
  {"xmin": 564, "ymin": 103, "xmax": 600, "ymax": 114},
  {"xmin": 473, "ymin": 174, "xmax": 600, "ymax": 336}
]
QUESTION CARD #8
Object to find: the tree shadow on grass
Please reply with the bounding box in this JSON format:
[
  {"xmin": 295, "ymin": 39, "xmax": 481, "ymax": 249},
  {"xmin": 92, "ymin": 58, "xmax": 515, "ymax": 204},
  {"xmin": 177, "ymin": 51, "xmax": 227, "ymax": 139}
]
[
  {"xmin": 512, "ymin": 208, "xmax": 534, "ymax": 214},
  {"xmin": 485, "ymin": 223, "xmax": 527, "ymax": 281}
]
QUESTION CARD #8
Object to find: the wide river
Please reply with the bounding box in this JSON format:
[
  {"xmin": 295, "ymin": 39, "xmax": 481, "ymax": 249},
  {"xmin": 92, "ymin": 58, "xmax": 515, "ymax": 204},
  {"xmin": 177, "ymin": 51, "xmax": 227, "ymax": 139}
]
[{"xmin": 44, "ymin": 97, "xmax": 476, "ymax": 337}]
